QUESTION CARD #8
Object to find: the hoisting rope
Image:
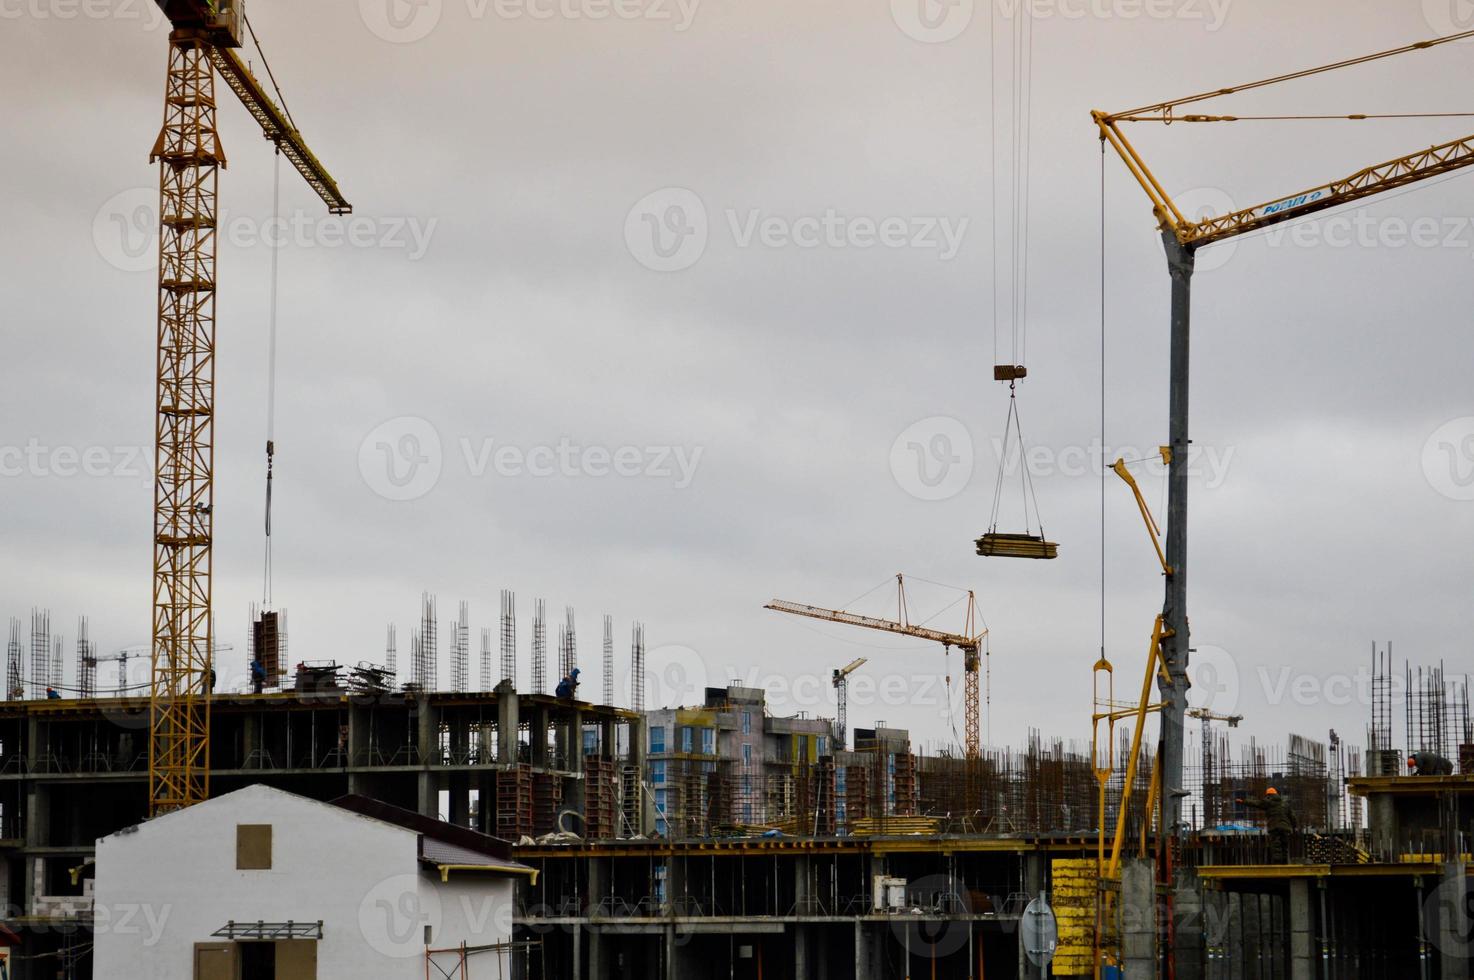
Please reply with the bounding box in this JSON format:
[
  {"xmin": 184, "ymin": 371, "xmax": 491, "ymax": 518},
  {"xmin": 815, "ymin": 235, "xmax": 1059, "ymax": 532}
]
[
  {"xmin": 986, "ymin": 381, "xmax": 1046, "ymax": 540},
  {"xmin": 981, "ymin": 3, "xmax": 1047, "ymax": 544},
  {"xmin": 262, "ymin": 148, "xmax": 282, "ymax": 609}
]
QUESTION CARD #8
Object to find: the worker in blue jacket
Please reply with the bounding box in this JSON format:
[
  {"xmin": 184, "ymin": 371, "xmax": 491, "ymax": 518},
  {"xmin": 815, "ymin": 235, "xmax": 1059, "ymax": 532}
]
[{"xmin": 555, "ymin": 667, "xmax": 581, "ymax": 700}]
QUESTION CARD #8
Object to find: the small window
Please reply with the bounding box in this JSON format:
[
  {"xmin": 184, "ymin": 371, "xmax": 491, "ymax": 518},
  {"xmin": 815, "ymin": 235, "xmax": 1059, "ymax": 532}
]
[
  {"xmin": 680, "ymin": 727, "xmax": 693, "ymax": 752},
  {"xmin": 236, "ymin": 824, "xmax": 272, "ymax": 870},
  {"xmin": 741, "ymin": 712, "xmax": 751, "ymax": 735},
  {"xmin": 649, "ymin": 726, "xmax": 665, "ymax": 753},
  {"xmin": 701, "ymin": 728, "xmax": 715, "ymax": 754}
]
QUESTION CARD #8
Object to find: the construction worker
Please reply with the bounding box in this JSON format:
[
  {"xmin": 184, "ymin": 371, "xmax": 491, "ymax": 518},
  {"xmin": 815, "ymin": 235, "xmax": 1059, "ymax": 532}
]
[
  {"xmin": 555, "ymin": 667, "xmax": 581, "ymax": 700},
  {"xmin": 1237, "ymin": 787, "xmax": 1298, "ymax": 864},
  {"xmin": 250, "ymin": 658, "xmax": 266, "ymax": 695},
  {"xmin": 1407, "ymin": 751, "xmax": 1455, "ymax": 776},
  {"xmin": 44, "ymin": 687, "xmax": 60, "ymax": 701}
]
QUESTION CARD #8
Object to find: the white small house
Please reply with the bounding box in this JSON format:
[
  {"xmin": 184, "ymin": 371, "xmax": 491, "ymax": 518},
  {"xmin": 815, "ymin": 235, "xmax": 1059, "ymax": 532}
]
[{"xmin": 93, "ymin": 784, "xmax": 535, "ymax": 979}]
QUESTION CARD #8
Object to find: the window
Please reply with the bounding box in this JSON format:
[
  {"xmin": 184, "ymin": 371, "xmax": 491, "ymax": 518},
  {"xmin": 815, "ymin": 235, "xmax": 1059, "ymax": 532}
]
[
  {"xmin": 651, "ymin": 761, "xmax": 666, "ymax": 785},
  {"xmin": 742, "ymin": 743, "xmax": 752, "ymax": 764},
  {"xmin": 741, "ymin": 712, "xmax": 751, "ymax": 735},
  {"xmin": 650, "ymin": 726, "xmax": 665, "ymax": 753},
  {"xmin": 680, "ymin": 726, "xmax": 693, "ymax": 753},
  {"xmin": 701, "ymin": 728, "xmax": 715, "ymax": 754},
  {"xmin": 817, "ymin": 736, "xmax": 828, "ymax": 756},
  {"xmin": 655, "ymin": 789, "xmax": 668, "ymax": 814},
  {"xmin": 236, "ymin": 824, "xmax": 272, "ymax": 870}
]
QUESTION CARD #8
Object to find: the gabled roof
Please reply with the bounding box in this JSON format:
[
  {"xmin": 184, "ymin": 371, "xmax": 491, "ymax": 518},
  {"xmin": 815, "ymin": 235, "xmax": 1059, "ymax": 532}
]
[{"xmin": 329, "ymin": 794, "xmax": 512, "ymax": 861}]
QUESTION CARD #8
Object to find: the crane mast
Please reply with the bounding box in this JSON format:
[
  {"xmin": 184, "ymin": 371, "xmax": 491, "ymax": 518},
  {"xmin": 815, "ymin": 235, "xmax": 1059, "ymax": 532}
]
[
  {"xmin": 1093, "ymin": 30, "xmax": 1473, "ymax": 974},
  {"xmin": 147, "ymin": 0, "xmax": 348, "ymax": 815}
]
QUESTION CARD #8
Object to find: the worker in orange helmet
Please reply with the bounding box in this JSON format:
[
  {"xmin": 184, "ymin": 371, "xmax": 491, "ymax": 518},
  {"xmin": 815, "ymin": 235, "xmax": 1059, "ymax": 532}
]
[
  {"xmin": 1236, "ymin": 786, "xmax": 1298, "ymax": 864},
  {"xmin": 1407, "ymin": 752, "xmax": 1454, "ymax": 776}
]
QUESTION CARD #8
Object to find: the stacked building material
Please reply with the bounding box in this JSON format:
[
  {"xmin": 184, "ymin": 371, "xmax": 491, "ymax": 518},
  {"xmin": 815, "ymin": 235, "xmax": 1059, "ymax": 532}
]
[
  {"xmin": 583, "ymin": 756, "xmax": 618, "ymax": 839},
  {"xmin": 531, "ymin": 770, "xmax": 563, "ymax": 836},
  {"xmin": 496, "ymin": 764, "xmax": 533, "ymax": 840}
]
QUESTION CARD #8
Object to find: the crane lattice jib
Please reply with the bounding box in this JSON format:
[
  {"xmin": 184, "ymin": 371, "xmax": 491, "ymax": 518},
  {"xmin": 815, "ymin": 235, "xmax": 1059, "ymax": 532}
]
[{"xmin": 764, "ymin": 601, "xmax": 983, "ymax": 652}]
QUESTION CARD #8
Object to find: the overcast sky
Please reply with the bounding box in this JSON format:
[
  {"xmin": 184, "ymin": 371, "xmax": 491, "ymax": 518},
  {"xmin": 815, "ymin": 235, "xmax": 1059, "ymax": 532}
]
[{"xmin": 3, "ymin": 0, "xmax": 1474, "ymax": 764}]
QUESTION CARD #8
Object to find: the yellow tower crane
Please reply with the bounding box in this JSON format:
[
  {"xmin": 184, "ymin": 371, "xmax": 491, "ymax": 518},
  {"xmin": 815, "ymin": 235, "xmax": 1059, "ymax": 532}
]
[
  {"xmin": 145, "ymin": 0, "xmax": 349, "ymax": 815},
  {"xmin": 766, "ymin": 575, "xmax": 986, "ymax": 759},
  {"xmin": 1092, "ymin": 27, "xmax": 1474, "ymax": 864}
]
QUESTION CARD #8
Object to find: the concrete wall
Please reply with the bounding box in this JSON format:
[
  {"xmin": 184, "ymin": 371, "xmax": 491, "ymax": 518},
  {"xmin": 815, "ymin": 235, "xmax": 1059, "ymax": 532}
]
[{"xmin": 93, "ymin": 784, "xmax": 515, "ymax": 979}]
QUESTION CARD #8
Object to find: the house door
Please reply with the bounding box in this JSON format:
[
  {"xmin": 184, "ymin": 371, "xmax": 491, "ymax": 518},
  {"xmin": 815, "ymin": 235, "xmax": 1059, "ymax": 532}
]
[
  {"xmin": 194, "ymin": 942, "xmax": 237, "ymax": 980},
  {"xmin": 274, "ymin": 939, "xmax": 317, "ymax": 980}
]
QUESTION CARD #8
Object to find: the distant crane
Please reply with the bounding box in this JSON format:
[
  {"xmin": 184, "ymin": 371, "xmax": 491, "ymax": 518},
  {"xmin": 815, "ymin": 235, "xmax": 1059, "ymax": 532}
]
[
  {"xmin": 136, "ymin": 0, "xmax": 350, "ymax": 815},
  {"xmin": 831, "ymin": 657, "xmax": 867, "ymax": 752},
  {"xmin": 766, "ymin": 575, "xmax": 986, "ymax": 759}
]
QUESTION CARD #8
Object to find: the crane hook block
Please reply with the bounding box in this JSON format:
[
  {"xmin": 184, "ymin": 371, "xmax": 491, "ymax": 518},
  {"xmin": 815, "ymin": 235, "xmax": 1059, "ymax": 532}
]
[
  {"xmin": 976, "ymin": 532, "xmax": 1058, "ymax": 560},
  {"xmin": 993, "ymin": 365, "xmax": 1028, "ymax": 382}
]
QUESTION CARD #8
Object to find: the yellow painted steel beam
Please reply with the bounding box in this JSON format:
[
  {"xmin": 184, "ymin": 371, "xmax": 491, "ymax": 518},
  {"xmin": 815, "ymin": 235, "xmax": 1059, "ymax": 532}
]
[{"xmin": 208, "ymin": 46, "xmax": 351, "ymax": 215}]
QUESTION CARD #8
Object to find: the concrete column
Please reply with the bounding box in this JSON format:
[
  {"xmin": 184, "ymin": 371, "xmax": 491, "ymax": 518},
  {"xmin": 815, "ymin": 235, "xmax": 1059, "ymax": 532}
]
[
  {"xmin": 530, "ymin": 704, "xmax": 550, "ymax": 768},
  {"xmin": 1289, "ymin": 878, "xmax": 1313, "ymax": 980},
  {"xmin": 1020, "ymin": 852, "xmax": 1045, "ymax": 980},
  {"xmin": 497, "ymin": 681, "xmax": 520, "ymax": 764},
  {"xmin": 572, "ymin": 921, "xmax": 582, "ymax": 980},
  {"xmin": 1439, "ymin": 861, "xmax": 1470, "ymax": 980},
  {"xmin": 416, "ymin": 698, "xmax": 439, "ymax": 817},
  {"xmin": 665, "ymin": 924, "xmax": 678, "ymax": 980},
  {"xmin": 795, "ymin": 855, "xmax": 812, "ymax": 976},
  {"xmin": 854, "ymin": 920, "xmax": 872, "ymax": 980},
  {"xmin": 1174, "ymin": 869, "xmax": 1205, "ymax": 980},
  {"xmin": 1122, "ymin": 858, "xmax": 1158, "ymax": 979}
]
